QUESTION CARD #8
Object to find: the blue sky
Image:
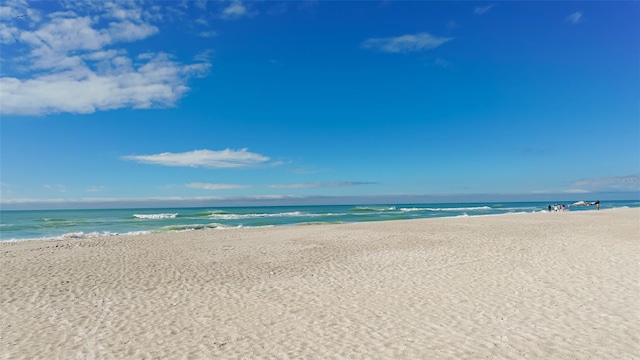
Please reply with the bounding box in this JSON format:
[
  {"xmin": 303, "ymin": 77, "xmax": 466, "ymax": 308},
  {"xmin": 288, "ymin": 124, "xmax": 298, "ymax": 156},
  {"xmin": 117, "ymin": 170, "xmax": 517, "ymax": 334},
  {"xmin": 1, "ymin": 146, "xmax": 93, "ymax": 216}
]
[{"xmin": 1, "ymin": 0, "xmax": 638, "ymax": 209}]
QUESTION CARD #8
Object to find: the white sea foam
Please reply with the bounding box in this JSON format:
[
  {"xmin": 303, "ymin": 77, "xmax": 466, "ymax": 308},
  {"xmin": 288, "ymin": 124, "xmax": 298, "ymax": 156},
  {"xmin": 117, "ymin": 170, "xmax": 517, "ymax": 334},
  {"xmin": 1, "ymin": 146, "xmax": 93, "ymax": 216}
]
[
  {"xmin": 55, "ymin": 231, "xmax": 116, "ymax": 239},
  {"xmin": 161, "ymin": 223, "xmax": 227, "ymax": 231},
  {"xmin": 352, "ymin": 206, "xmax": 396, "ymax": 212},
  {"xmin": 133, "ymin": 213, "xmax": 178, "ymax": 219},
  {"xmin": 400, "ymin": 206, "xmax": 492, "ymax": 212},
  {"xmin": 209, "ymin": 211, "xmax": 317, "ymax": 220}
]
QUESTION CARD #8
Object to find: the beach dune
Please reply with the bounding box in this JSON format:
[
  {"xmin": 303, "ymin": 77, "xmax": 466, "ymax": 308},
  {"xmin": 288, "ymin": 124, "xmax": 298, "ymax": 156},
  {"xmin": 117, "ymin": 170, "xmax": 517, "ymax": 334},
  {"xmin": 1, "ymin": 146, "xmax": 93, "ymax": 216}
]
[{"xmin": 1, "ymin": 208, "xmax": 639, "ymax": 359}]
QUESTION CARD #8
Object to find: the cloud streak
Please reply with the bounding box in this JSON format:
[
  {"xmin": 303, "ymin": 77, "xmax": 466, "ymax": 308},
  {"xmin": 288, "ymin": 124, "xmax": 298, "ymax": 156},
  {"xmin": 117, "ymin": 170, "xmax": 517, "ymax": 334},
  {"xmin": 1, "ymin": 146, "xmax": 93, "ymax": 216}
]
[
  {"xmin": 361, "ymin": 32, "xmax": 452, "ymax": 53},
  {"xmin": 474, "ymin": 5, "xmax": 494, "ymax": 15},
  {"xmin": 269, "ymin": 181, "xmax": 375, "ymax": 189},
  {"xmin": 122, "ymin": 149, "xmax": 272, "ymax": 168},
  {"xmin": 570, "ymin": 175, "xmax": 639, "ymax": 192},
  {"xmin": 186, "ymin": 182, "xmax": 251, "ymax": 190}
]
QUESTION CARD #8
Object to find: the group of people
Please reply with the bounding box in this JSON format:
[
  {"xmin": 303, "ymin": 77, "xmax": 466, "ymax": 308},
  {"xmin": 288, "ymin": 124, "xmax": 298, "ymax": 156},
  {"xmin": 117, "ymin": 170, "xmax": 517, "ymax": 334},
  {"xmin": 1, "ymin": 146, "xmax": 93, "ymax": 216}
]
[
  {"xmin": 548, "ymin": 204, "xmax": 566, "ymax": 212},
  {"xmin": 547, "ymin": 200, "xmax": 600, "ymax": 212}
]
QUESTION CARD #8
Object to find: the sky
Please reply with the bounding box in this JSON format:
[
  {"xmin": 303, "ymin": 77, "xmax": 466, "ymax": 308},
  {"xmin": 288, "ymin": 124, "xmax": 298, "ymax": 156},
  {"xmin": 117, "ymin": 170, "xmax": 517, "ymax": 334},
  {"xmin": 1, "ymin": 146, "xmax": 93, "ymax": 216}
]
[{"xmin": 0, "ymin": 0, "xmax": 639, "ymax": 210}]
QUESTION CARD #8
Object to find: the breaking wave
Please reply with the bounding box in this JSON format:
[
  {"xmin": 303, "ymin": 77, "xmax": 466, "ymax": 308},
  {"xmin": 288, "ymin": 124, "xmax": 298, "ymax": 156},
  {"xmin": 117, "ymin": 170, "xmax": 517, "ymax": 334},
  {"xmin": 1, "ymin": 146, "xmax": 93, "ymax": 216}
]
[
  {"xmin": 133, "ymin": 213, "xmax": 178, "ymax": 219},
  {"xmin": 351, "ymin": 206, "xmax": 397, "ymax": 212},
  {"xmin": 400, "ymin": 206, "xmax": 492, "ymax": 212},
  {"xmin": 208, "ymin": 211, "xmax": 320, "ymax": 220}
]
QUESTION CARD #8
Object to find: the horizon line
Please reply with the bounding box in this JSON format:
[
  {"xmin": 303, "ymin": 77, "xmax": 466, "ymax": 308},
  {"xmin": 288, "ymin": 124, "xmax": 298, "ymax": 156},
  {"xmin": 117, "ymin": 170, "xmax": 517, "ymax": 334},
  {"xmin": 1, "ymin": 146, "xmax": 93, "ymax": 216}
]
[{"xmin": 1, "ymin": 192, "xmax": 637, "ymax": 211}]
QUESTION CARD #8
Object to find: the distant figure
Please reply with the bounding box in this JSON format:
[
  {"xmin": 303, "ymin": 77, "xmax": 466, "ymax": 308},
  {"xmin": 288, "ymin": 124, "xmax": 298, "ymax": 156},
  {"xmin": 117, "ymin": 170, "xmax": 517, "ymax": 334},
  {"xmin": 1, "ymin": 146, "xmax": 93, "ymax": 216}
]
[
  {"xmin": 548, "ymin": 205, "xmax": 552, "ymax": 212},
  {"xmin": 562, "ymin": 204, "xmax": 566, "ymax": 211},
  {"xmin": 595, "ymin": 200, "xmax": 600, "ymax": 210}
]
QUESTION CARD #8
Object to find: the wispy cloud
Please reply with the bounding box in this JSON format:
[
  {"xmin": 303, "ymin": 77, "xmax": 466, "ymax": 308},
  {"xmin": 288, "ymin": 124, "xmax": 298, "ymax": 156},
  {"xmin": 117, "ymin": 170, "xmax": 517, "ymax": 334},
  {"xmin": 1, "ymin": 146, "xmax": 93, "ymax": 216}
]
[
  {"xmin": 570, "ymin": 175, "xmax": 639, "ymax": 191},
  {"xmin": 221, "ymin": 0, "xmax": 250, "ymax": 19},
  {"xmin": 0, "ymin": 0, "xmax": 40, "ymax": 22},
  {"xmin": 195, "ymin": 18, "xmax": 208, "ymax": 26},
  {"xmin": 86, "ymin": 185, "xmax": 105, "ymax": 192},
  {"xmin": 566, "ymin": 11, "xmax": 583, "ymax": 24},
  {"xmin": 194, "ymin": 0, "xmax": 208, "ymax": 11},
  {"xmin": 434, "ymin": 58, "xmax": 452, "ymax": 68},
  {"xmin": 186, "ymin": 182, "xmax": 251, "ymax": 190},
  {"xmin": 562, "ymin": 189, "xmax": 591, "ymax": 194},
  {"xmin": 473, "ymin": 5, "xmax": 494, "ymax": 15},
  {"xmin": 122, "ymin": 149, "xmax": 272, "ymax": 168},
  {"xmin": 361, "ymin": 33, "xmax": 452, "ymax": 53},
  {"xmin": 529, "ymin": 188, "xmax": 591, "ymax": 195},
  {"xmin": 198, "ymin": 30, "xmax": 218, "ymax": 38},
  {"xmin": 44, "ymin": 184, "xmax": 67, "ymax": 192},
  {"xmin": 0, "ymin": 2, "xmax": 211, "ymax": 116},
  {"xmin": 269, "ymin": 181, "xmax": 374, "ymax": 189},
  {"xmin": 528, "ymin": 175, "xmax": 640, "ymax": 195}
]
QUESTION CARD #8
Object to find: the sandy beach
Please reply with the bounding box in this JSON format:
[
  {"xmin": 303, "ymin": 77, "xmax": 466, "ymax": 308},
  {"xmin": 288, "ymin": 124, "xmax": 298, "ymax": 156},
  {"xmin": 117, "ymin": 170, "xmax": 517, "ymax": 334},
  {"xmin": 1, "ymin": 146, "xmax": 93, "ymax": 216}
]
[{"xmin": 1, "ymin": 208, "xmax": 638, "ymax": 359}]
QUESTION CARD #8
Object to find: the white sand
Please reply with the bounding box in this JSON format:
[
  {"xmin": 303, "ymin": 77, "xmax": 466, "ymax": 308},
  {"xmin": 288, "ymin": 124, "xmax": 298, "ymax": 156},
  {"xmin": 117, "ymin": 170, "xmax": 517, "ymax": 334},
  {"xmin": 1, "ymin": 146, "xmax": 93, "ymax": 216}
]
[{"xmin": 1, "ymin": 208, "xmax": 639, "ymax": 359}]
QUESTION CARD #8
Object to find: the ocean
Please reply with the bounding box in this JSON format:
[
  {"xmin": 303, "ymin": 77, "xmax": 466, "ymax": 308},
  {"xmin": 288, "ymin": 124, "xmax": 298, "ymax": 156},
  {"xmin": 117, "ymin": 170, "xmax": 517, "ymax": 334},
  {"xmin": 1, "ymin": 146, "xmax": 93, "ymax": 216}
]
[{"xmin": 1, "ymin": 200, "xmax": 638, "ymax": 242}]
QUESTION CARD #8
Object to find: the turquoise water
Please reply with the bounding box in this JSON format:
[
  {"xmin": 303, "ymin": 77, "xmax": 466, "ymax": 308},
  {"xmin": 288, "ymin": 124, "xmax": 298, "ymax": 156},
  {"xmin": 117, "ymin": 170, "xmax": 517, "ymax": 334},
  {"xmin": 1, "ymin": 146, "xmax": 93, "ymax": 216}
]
[{"xmin": 1, "ymin": 200, "xmax": 638, "ymax": 241}]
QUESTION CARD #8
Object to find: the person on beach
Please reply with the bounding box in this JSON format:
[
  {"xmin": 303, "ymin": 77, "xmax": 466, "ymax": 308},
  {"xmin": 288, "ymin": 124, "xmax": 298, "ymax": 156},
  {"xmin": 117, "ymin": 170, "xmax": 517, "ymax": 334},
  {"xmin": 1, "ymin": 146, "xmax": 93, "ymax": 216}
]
[
  {"xmin": 548, "ymin": 205, "xmax": 552, "ymax": 212},
  {"xmin": 562, "ymin": 204, "xmax": 566, "ymax": 211},
  {"xmin": 595, "ymin": 200, "xmax": 600, "ymax": 210}
]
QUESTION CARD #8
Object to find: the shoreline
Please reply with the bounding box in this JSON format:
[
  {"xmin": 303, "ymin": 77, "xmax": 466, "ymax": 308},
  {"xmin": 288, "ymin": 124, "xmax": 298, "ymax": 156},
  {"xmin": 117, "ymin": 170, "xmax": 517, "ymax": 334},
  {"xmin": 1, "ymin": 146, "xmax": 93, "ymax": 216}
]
[
  {"xmin": 1, "ymin": 205, "xmax": 632, "ymax": 243},
  {"xmin": 2, "ymin": 208, "xmax": 639, "ymax": 359}
]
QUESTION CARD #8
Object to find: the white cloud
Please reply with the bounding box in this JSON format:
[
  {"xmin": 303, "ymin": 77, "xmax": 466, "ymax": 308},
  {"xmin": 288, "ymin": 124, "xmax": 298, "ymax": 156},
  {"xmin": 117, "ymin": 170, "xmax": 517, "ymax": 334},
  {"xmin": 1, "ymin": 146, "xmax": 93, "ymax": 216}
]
[
  {"xmin": 186, "ymin": 182, "xmax": 250, "ymax": 190},
  {"xmin": 108, "ymin": 20, "xmax": 158, "ymax": 42},
  {"xmin": 270, "ymin": 182, "xmax": 374, "ymax": 189},
  {"xmin": 0, "ymin": 0, "xmax": 29, "ymax": 20},
  {"xmin": 0, "ymin": 23, "xmax": 20, "ymax": 44},
  {"xmin": 0, "ymin": 0, "xmax": 40, "ymax": 44},
  {"xmin": 122, "ymin": 149, "xmax": 272, "ymax": 168},
  {"xmin": 361, "ymin": 33, "xmax": 452, "ymax": 53},
  {"xmin": 86, "ymin": 185, "xmax": 105, "ymax": 192},
  {"xmin": 566, "ymin": 11, "xmax": 583, "ymax": 24},
  {"xmin": 0, "ymin": 2, "xmax": 211, "ymax": 116},
  {"xmin": 222, "ymin": 0, "xmax": 249, "ymax": 19},
  {"xmin": 474, "ymin": 5, "xmax": 494, "ymax": 15},
  {"xmin": 0, "ymin": 6, "xmax": 19, "ymax": 20}
]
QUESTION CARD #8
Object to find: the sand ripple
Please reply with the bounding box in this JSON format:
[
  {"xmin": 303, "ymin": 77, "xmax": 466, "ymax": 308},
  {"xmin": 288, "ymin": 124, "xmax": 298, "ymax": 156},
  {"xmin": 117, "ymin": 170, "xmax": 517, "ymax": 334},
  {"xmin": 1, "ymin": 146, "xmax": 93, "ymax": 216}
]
[{"xmin": 2, "ymin": 208, "xmax": 639, "ymax": 359}]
